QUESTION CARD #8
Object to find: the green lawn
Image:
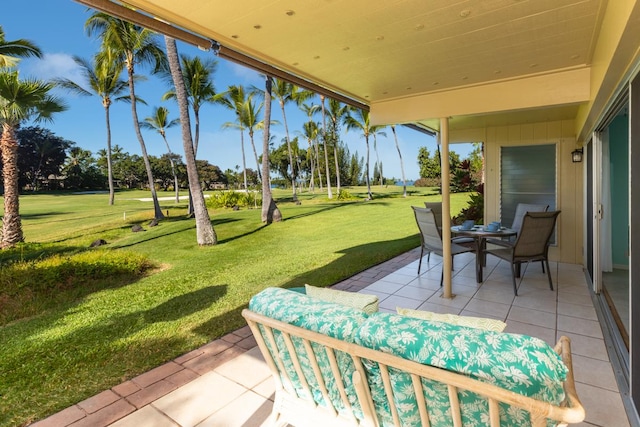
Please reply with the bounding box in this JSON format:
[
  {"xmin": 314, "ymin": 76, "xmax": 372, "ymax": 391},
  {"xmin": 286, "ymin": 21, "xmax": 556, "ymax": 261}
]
[{"xmin": 0, "ymin": 186, "xmax": 474, "ymax": 427}]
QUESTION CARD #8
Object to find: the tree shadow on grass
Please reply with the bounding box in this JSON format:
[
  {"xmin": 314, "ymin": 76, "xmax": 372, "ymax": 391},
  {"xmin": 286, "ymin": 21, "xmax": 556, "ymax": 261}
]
[
  {"xmin": 109, "ymin": 217, "xmax": 241, "ymax": 249},
  {"xmin": 280, "ymin": 235, "xmax": 419, "ymax": 289},
  {"xmin": 191, "ymin": 235, "xmax": 420, "ymax": 340},
  {"xmin": 2, "ymin": 285, "xmax": 229, "ymax": 427},
  {"xmin": 144, "ymin": 285, "xmax": 228, "ymax": 322},
  {"xmin": 217, "ymin": 224, "xmax": 269, "ymax": 245},
  {"xmin": 191, "ymin": 304, "xmax": 247, "ymax": 340},
  {"xmin": 282, "ymin": 202, "xmax": 351, "ymax": 222}
]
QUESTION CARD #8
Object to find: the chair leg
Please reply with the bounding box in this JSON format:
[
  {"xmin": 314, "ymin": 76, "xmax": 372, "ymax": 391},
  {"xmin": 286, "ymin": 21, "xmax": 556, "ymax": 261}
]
[
  {"xmin": 418, "ymin": 247, "xmax": 424, "ymax": 274},
  {"xmin": 440, "ymin": 269, "xmax": 443, "ymax": 287},
  {"xmin": 545, "ymin": 259, "xmax": 554, "ymax": 290},
  {"xmin": 510, "ymin": 262, "xmax": 519, "ymax": 296},
  {"xmin": 541, "ymin": 260, "xmax": 546, "ymax": 273}
]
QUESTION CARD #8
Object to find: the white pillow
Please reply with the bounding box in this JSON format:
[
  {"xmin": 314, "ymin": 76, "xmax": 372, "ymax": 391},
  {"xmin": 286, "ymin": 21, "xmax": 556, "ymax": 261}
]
[
  {"xmin": 305, "ymin": 284, "xmax": 379, "ymax": 314},
  {"xmin": 397, "ymin": 307, "xmax": 506, "ymax": 332}
]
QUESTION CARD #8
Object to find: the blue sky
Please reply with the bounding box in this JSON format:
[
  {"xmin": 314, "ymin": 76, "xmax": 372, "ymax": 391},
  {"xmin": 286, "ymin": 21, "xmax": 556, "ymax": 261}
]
[{"xmin": 3, "ymin": 0, "xmax": 473, "ymax": 181}]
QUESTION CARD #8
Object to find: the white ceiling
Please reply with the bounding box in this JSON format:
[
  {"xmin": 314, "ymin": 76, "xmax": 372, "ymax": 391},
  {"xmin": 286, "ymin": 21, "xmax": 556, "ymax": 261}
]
[{"xmin": 109, "ymin": 0, "xmax": 608, "ymax": 131}]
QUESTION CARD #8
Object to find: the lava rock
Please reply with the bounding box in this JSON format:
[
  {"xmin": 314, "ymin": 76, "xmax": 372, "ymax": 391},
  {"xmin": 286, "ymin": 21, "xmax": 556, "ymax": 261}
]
[{"xmin": 89, "ymin": 239, "xmax": 107, "ymax": 247}]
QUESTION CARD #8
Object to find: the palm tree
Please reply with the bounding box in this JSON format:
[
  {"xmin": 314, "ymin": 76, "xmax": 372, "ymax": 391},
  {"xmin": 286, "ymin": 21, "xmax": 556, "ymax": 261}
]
[
  {"xmin": 164, "ymin": 36, "xmax": 216, "ymax": 245},
  {"xmin": 328, "ymin": 98, "xmax": 349, "ymax": 194},
  {"xmin": 261, "ymin": 76, "xmax": 282, "ymax": 223},
  {"xmin": 163, "ymin": 55, "xmax": 216, "ymax": 216},
  {"xmin": 300, "ymin": 102, "xmax": 322, "ymax": 191},
  {"xmin": 217, "ymin": 85, "xmax": 250, "ymax": 192},
  {"xmin": 371, "ymin": 126, "xmax": 387, "ymax": 187},
  {"xmin": 272, "ymin": 79, "xmax": 314, "ymax": 202},
  {"xmin": 0, "ymin": 26, "xmax": 41, "ymax": 68},
  {"xmin": 0, "ymin": 70, "xmax": 66, "ymax": 247},
  {"xmin": 243, "ymin": 95, "xmax": 265, "ymax": 182},
  {"xmin": 162, "ymin": 55, "xmax": 216, "ymax": 157},
  {"xmin": 344, "ymin": 107, "xmax": 377, "ymax": 200},
  {"xmin": 140, "ymin": 106, "xmax": 181, "ymax": 203},
  {"xmin": 299, "ymin": 120, "xmax": 320, "ymax": 192},
  {"xmin": 54, "ymin": 53, "xmax": 127, "ymax": 205},
  {"xmin": 319, "ymin": 95, "xmax": 332, "ymax": 198},
  {"xmin": 391, "ymin": 125, "xmax": 408, "ymax": 197},
  {"xmin": 85, "ymin": 13, "xmax": 166, "ymax": 220}
]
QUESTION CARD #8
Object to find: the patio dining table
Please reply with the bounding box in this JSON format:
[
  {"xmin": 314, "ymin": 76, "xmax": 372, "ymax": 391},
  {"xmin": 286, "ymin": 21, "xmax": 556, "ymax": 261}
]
[{"xmin": 451, "ymin": 225, "xmax": 517, "ymax": 282}]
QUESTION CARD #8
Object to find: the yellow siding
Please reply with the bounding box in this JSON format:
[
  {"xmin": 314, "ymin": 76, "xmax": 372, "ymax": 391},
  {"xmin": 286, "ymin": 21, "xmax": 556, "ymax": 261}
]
[{"xmin": 452, "ymin": 120, "xmax": 583, "ymax": 264}]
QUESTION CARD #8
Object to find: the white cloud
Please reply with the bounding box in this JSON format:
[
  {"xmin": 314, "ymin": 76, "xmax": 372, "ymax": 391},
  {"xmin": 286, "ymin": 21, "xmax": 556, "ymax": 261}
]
[
  {"xmin": 23, "ymin": 53, "xmax": 80, "ymax": 81},
  {"xmin": 226, "ymin": 62, "xmax": 262, "ymax": 87}
]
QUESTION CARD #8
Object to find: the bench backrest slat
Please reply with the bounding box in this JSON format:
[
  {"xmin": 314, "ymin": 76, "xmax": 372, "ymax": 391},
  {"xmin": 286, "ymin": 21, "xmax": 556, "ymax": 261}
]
[
  {"xmin": 411, "ymin": 373, "xmax": 432, "ymax": 427},
  {"xmin": 302, "ymin": 339, "xmax": 338, "ymax": 416}
]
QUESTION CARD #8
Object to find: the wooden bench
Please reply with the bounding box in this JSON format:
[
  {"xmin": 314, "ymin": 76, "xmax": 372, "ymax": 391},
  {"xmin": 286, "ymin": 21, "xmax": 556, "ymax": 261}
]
[{"xmin": 242, "ymin": 288, "xmax": 585, "ymax": 427}]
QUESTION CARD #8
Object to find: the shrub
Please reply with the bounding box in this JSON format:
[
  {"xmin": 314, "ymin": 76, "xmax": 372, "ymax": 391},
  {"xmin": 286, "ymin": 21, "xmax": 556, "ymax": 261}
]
[
  {"xmin": 452, "ymin": 183, "xmax": 484, "ymax": 225},
  {"xmin": 206, "ymin": 190, "xmax": 260, "ymax": 209},
  {"xmin": 414, "ymin": 177, "xmax": 440, "ymax": 187},
  {"xmin": 337, "ymin": 189, "xmax": 356, "ymax": 200},
  {"xmin": 0, "ymin": 250, "xmax": 154, "ymax": 325}
]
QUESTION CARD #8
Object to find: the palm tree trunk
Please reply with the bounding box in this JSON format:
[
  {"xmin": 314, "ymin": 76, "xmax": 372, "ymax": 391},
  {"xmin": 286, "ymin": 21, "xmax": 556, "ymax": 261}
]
[
  {"xmin": 240, "ymin": 130, "xmax": 248, "ymax": 193},
  {"xmin": 248, "ymin": 130, "xmax": 261, "ymax": 182},
  {"xmin": 320, "ymin": 96, "xmax": 332, "ymax": 199},
  {"xmin": 127, "ymin": 67, "xmax": 164, "ymax": 220},
  {"xmin": 308, "ymin": 139, "xmax": 315, "ymax": 192},
  {"xmin": 165, "ymin": 36, "xmax": 216, "ymax": 244},
  {"xmin": 374, "ymin": 135, "xmax": 383, "ymax": 187},
  {"xmin": 333, "ymin": 143, "xmax": 341, "ymax": 194},
  {"xmin": 279, "ymin": 101, "xmax": 297, "ymax": 201},
  {"xmin": 1, "ymin": 124, "xmax": 24, "ymax": 247},
  {"xmin": 187, "ymin": 106, "xmax": 201, "ymax": 216},
  {"xmin": 261, "ymin": 76, "xmax": 281, "ymax": 223},
  {"xmin": 160, "ymin": 135, "xmax": 180, "ymax": 203},
  {"xmin": 104, "ymin": 106, "xmax": 115, "ymax": 205},
  {"xmin": 391, "ymin": 126, "xmax": 407, "ymax": 197},
  {"xmin": 314, "ymin": 136, "xmax": 323, "ymax": 190},
  {"xmin": 365, "ymin": 137, "xmax": 372, "ymax": 199},
  {"xmin": 193, "ymin": 106, "xmax": 200, "ymax": 157}
]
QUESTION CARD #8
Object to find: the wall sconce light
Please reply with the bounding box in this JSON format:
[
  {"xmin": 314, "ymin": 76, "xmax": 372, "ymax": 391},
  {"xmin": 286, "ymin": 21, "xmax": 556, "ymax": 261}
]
[{"xmin": 571, "ymin": 148, "xmax": 583, "ymax": 163}]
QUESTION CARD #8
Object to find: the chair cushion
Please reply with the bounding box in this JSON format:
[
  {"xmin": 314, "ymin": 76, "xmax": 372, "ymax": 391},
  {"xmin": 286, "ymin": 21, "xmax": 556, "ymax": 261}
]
[
  {"xmin": 396, "ymin": 307, "xmax": 507, "ymax": 332},
  {"xmin": 356, "ymin": 312, "xmax": 568, "ymax": 427},
  {"xmin": 305, "ymin": 284, "xmax": 379, "ymax": 314}
]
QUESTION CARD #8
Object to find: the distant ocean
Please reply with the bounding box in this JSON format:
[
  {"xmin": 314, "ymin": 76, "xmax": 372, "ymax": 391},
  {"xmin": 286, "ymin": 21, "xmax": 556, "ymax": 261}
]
[{"xmin": 395, "ymin": 180, "xmax": 415, "ymax": 186}]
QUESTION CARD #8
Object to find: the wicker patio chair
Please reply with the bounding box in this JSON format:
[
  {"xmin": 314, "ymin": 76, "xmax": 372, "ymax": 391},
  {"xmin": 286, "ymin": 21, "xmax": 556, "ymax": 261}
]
[
  {"xmin": 424, "ymin": 201, "xmax": 474, "ymax": 260},
  {"xmin": 486, "ymin": 211, "xmax": 561, "ymax": 295},
  {"xmin": 510, "ymin": 203, "xmax": 549, "ymax": 236},
  {"xmin": 413, "ymin": 206, "xmax": 475, "ymax": 282}
]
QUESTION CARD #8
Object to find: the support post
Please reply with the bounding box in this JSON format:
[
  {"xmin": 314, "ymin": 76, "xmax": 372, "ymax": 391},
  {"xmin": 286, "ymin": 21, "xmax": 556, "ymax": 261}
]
[{"xmin": 440, "ymin": 117, "xmax": 454, "ymax": 298}]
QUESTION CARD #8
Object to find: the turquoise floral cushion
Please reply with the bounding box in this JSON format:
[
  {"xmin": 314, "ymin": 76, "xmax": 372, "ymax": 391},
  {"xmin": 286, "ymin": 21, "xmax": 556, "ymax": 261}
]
[
  {"xmin": 355, "ymin": 312, "xmax": 568, "ymax": 427},
  {"xmin": 249, "ymin": 287, "xmax": 369, "ymax": 419}
]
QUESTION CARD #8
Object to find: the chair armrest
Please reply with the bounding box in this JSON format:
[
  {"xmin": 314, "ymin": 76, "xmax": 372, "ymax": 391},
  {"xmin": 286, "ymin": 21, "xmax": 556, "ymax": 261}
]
[{"xmin": 485, "ymin": 238, "xmax": 514, "ymax": 248}]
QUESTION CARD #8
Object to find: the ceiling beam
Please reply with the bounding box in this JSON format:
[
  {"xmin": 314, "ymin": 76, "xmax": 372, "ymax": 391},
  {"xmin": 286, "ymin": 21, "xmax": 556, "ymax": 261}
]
[
  {"xmin": 370, "ymin": 67, "xmax": 591, "ymax": 126},
  {"xmin": 74, "ymin": 0, "xmax": 369, "ymax": 110}
]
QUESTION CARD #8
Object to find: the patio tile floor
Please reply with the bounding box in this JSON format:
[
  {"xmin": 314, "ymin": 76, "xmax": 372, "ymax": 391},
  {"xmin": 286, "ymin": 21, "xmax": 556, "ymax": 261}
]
[{"xmin": 31, "ymin": 248, "xmax": 630, "ymax": 427}]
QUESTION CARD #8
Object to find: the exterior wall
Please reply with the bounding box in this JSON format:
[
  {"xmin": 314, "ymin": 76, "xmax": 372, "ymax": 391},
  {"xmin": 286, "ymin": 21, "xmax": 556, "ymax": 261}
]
[{"xmin": 452, "ymin": 120, "xmax": 583, "ymax": 264}]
